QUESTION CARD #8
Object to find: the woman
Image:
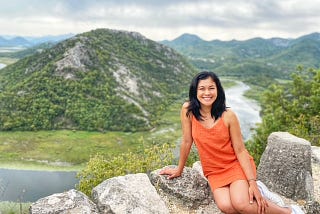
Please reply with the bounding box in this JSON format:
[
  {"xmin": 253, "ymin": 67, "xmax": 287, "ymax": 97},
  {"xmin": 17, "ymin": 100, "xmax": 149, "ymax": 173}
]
[{"xmin": 160, "ymin": 71, "xmax": 303, "ymax": 214}]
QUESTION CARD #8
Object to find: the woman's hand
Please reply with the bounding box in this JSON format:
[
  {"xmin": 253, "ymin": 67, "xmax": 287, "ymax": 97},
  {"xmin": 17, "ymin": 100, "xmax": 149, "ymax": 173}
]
[
  {"xmin": 159, "ymin": 167, "xmax": 182, "ymax": 179},
  {"xmin": 249, "ymin": 180, "xmax": 269, "ymax": 214}
]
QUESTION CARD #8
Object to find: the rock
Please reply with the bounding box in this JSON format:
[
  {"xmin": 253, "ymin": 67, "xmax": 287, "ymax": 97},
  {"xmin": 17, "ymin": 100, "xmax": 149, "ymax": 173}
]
[
  {"xmin": 304, "ymin": 201, "xmax": 320, "ymax": 214},
  {"xmin": 91, "ymin": 173, "xmax": 169, "ymax": 214},
  {"xmin": 257, "ymin": 132, "xmax": 313, "ymax": 201},
  {"xmin": 29, "ymin": 189, "xmax": 99, "ymax": 214},
  {"xmin": 150, "ymin": 165, "xmax": 214, "ymax": 209},
  {"xmin": 311, "ymin": 146, "xmax": 320, "ymax": 164},
  {"xmin": 192, "ymin": 161, "xmax": 206, "ymax": 180}
]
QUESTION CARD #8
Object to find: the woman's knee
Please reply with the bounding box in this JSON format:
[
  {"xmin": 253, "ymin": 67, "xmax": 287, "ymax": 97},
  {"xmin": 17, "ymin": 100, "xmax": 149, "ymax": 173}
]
[
  {"xmin": 231, "ymin": 200, "xmax": 251, "ymax": 213},
  {"xmin": 215, "ymin": 200, "xmax": 238, "ymax": 214}
]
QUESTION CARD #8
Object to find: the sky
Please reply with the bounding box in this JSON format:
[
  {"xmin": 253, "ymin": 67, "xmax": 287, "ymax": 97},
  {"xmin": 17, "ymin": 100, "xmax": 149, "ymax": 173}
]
[{"xmin": 0, "ymin": 0, "xmax": 319, "ymax": 41}]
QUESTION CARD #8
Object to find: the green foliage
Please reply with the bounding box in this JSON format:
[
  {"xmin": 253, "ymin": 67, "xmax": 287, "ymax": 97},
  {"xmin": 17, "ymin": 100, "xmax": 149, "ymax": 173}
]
[
  {"xmin": 247, "ymin": 68, "xmax": 320, "ymax": 164},
  {"xmin": 76, "ymin": 142, "xmax": 175, "ymax": 196},
  {"xmin": 0, "ymin": 29, "xmax": 197, "ymax": 132},
  {"xmin": 162, "ymin": 33, "xmax": 320, "ymax": 80}
]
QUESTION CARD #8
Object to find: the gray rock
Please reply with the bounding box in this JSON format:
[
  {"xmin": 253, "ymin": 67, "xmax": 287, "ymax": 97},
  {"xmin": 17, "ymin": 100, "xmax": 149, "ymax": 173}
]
[
  {"xmin": 311, "ymin": 146, "xmax": 320, "ymax": 164},
  {"xmin": 92, "ymin": 173, "xmax": 169, "ymax": 214},
  {"xmin": 29, "ymin": 189, "xmax": 99, "ymax": 214},
  {"xmin": 257, "ymin": 132, "xmax": 313, "ymax": 201},
  {"xmin": 192, "ymin": 161, "xmax": 206, "ymax": 181},
  {"xmin": 150, "ymin": 165, "xmax": 214, "ymax": 209}
]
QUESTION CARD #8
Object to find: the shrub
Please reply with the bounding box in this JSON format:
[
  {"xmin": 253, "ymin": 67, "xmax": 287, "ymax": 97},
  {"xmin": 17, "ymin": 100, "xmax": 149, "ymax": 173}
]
[{"xmin": 76, "ymin": 143, "xmax": 175, "ymax": 196}]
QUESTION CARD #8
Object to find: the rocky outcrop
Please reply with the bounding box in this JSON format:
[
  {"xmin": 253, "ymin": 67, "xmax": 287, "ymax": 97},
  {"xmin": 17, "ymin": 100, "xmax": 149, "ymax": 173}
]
[
  {"xmin": 257, "ymin": 132, "xmax": 313, "ymax": 201},
  {"xmin": 91, "ymin": 173, "xmax": 169, "ymax": 214},
  {"xmin": 30, "ymin": 132, "xmax": 320, "ymax": 213},
  {"xmin": 29, "ymin": 189, "xmax": 99, "ymax": 214},
  {"xmin": 150, "ymin": 166, "xmax": 212, "ymax": 208}
]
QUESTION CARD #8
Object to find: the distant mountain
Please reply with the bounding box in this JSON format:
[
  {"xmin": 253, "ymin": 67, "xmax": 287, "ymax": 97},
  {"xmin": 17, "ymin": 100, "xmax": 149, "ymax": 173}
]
[
  {"xmin": 0, "ymin": 29, "xmax": 196, "ymax": 131},
  {"xmin": 0, "ymin": 34, "xmax": 74, "ymax": 47},
  {"xmin": 0, "ymin": 36, "xmax": 32, "ymax": 47},
  {"xmin": 160, "ymin": 32, "xmax": 320, "ymax": 79},
  {"xmin": 25, "ymin": 34, "xmax": 75, "ymax": 45}
]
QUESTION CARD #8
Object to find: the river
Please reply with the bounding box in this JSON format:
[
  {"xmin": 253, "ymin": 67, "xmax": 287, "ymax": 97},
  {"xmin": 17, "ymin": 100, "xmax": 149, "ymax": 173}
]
[
  {"xmin": 225, "ymin": 81, "xmax": 261, "ymax": 141},
  {"xmin": 0, "ymin": 81, "xmax": 261, "ymax": 203}
]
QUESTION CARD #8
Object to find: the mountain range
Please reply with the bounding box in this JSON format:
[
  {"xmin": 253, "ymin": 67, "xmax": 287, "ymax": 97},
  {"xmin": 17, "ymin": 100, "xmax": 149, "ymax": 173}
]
[
  {"xmin": 160, "ymin": 32, "xmax": 320, "ymax": 79},
  {"xmin": 0, "ymin": 29, "xmax": 196, "ymax": 131},
  {"xmin": 0, "ymin": 34, "xmax": 74, "ymax": 47},
  {"xmin": 1, "ymin": 29, "xmax": 319, "ymax": 132}
]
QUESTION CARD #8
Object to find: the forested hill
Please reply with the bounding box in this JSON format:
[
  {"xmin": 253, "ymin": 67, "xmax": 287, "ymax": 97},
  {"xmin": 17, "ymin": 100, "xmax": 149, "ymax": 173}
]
[
  {"xmin": 161, "ymin": 32, "xmax": 320, "ymax": 79},
  {"xmin": 0, "ymin": 28, "xmax": 197, "ymax": 131}
]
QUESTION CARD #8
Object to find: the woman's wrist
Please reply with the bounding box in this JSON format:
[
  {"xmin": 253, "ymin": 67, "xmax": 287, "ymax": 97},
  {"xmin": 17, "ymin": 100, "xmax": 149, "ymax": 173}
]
[{"xmin": 247, "ymin": 178, "xmax": 257, "ymax": 183}]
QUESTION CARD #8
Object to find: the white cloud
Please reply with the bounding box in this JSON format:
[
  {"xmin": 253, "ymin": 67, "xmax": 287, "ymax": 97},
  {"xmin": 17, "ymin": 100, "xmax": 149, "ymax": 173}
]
[{"xmin": 0, "ymin": 0, "xmax": 319, "ymax": 41}]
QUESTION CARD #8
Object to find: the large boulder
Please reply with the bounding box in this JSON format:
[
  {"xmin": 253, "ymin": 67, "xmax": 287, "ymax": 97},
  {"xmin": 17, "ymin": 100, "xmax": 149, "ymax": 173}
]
[
  {"xmin": 150, "ymin": 165, "xmax": 216, "ymax": 211},
  {"xmin": 257, "ymin": 132, "xmax": 313, "ymax": 201},
  {"xmin": 29, "ymin": 189, "xmax": 99, "ymax": 214},
  {"xmin": 91, "ymin": 173, "xmax": 169, "ymax": 214}
]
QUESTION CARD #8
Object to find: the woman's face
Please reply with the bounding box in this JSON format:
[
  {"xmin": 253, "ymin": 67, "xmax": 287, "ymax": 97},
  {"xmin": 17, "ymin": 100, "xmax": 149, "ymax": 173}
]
[{"xmin": 196, "ymin": 77, "xmax": 218, "ymax": 107}]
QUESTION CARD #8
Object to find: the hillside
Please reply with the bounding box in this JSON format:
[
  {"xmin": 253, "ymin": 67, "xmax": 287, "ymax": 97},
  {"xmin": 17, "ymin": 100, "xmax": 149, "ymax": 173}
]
[
  {"xmin": 161, "ymin": 32, "xmax": 320, "ymax": 79},
  {"xmin": 0, "ymin": 28, "xmax": 197, "ymax": 131}
]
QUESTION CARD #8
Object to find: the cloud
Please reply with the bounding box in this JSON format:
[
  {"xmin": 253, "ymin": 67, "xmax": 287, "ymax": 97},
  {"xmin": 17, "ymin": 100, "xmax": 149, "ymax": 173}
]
[{"xmin": 0, "ymin": 0, "xmax": 319, "ymax": 41}]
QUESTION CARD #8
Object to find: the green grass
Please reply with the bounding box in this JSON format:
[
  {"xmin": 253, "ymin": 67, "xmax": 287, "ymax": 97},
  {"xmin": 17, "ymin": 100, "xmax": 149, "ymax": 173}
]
[
  {"xmin": 0, "ymin": 99, "xmax": 184, "ymax": 171},
  {"xmin": 0, "ymin": 129, "xmax": 178, "ymax": 171},
  {"xmin": 0, "ymin": 57, "xmax": 18, "ymax": 65},
  {"xmin": 0, "ymin": 201, "xmax": 30, "ymax": 214}
]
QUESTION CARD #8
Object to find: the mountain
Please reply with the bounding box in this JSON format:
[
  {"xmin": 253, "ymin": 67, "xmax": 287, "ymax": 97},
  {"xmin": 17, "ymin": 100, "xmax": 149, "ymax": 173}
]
[
  {"xmin": 0, "ymin": 29, "xmax": 197, "ymax": 131},
  {"xmin": 25, "ymin": 34, "xmax": 75, "ymax": 45},
  {"xmin": 160, "ymin": 32, "xmax": 320, "ymax": 79},
  {"xmin": 0, "ymin": 36, "xmax": 32, "ymax": 47},
  {"xmin": 0, "ymin": 34, "xmax": 74, "ymax": 47}
]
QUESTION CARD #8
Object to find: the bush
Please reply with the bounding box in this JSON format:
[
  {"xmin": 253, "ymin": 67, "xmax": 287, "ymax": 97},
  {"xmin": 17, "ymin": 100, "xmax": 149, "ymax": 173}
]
[{"xmin": 76, "ymin": 143, "xmax": 175, "ymax": 196}]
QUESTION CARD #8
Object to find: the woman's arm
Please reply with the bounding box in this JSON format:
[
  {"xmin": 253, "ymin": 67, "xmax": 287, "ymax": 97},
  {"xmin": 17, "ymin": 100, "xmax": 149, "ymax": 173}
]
[
  {"xmin": 225, "ymin": 109, "xmax": 268, "ymax": 212},
  {"xmin": 160, "ymin": 102, "xmax": 193, "ymax": 179},
  {"xmin": 226, "ymin": 109, "xmax": 256, "ymax": 180}
]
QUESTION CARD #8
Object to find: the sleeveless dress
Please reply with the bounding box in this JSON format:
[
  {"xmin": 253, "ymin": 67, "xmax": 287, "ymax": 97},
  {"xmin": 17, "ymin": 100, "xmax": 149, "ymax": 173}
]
[{"xmin": 191, "ymin": 112, "xmax": 256, "ymax": 190}]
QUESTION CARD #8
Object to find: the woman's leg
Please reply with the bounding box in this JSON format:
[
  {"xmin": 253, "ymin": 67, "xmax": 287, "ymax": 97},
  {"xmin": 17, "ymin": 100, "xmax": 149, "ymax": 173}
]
[
  {"xmin": 212, "ymin": 186, "xmax": 239, "ymax": 214},
  {"xmin": 229, "ymin": 180, "xmax": 292, "ymax": 214}
]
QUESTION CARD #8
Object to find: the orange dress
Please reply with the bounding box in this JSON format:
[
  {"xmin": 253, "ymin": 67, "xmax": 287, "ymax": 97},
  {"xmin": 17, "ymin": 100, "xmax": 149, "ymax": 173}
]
[{"xmin": 191, "ymin": 113, "xmax": 256, "ymax": 190}]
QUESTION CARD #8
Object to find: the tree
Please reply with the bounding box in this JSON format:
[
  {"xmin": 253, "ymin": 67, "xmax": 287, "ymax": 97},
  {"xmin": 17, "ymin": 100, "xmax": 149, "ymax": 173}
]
[{"xmin": 247, "ymin": 67, "xmax": 320, "ymax": 164}]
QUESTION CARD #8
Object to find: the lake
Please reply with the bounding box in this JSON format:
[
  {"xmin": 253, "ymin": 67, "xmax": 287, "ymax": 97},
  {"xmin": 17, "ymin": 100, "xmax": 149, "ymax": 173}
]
[
  {"xmin": 0, "ymin": 81, "xmax": 261, "ymax": 203},
  {"xmin": 0, "ymin": 169, "xmax": 78, "ymax": 202}
]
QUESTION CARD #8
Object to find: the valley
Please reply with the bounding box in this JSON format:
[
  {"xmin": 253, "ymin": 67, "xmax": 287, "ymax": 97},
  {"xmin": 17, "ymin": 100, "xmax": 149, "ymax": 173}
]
[{"xmin": 0, "ymin": 29, "xmax": 319, "ymax": 212}]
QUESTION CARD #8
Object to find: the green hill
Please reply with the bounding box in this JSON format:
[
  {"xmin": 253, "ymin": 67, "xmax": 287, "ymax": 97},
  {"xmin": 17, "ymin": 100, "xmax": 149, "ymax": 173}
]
[
  {"xmin": 161, "ymin": 32, "xmax": 320, "ymax": 79},
  {"xmin": 0, "ymin": 29, "xmax": 197, "ymax": 131}
]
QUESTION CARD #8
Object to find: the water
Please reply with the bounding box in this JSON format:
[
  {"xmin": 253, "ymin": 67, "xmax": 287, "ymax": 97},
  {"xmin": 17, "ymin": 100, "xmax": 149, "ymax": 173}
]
[
  {"xmin": 0, "ymin": 63, "xmax": 6, "ymax": 69},
  {"xmin": 225, "ymin": 81, "xmax": 261, "ymax": 141},
  {"xmin": 0, "ymin": 169, "xmax": 78, "ymax": 202}
]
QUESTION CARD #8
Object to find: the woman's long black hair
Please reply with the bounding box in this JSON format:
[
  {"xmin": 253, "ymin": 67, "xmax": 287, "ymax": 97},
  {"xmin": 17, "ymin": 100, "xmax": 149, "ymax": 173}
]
[{"xmin": 187, "ymin": 71, "xmax": 226, "ymax": 121}]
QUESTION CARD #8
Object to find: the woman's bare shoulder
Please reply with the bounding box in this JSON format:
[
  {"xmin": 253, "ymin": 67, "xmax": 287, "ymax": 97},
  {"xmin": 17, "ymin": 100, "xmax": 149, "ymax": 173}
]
[
  {"xmin": 224, "ymin": 108, "xmax": 238, "ymax": 121},
  {"xmin": 182, "ymin": 101, "xmax": 190, "ymax": 108},
  {"xmin": 181, "ymin": 101, "xmax": 192, "ymax": 119}
]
